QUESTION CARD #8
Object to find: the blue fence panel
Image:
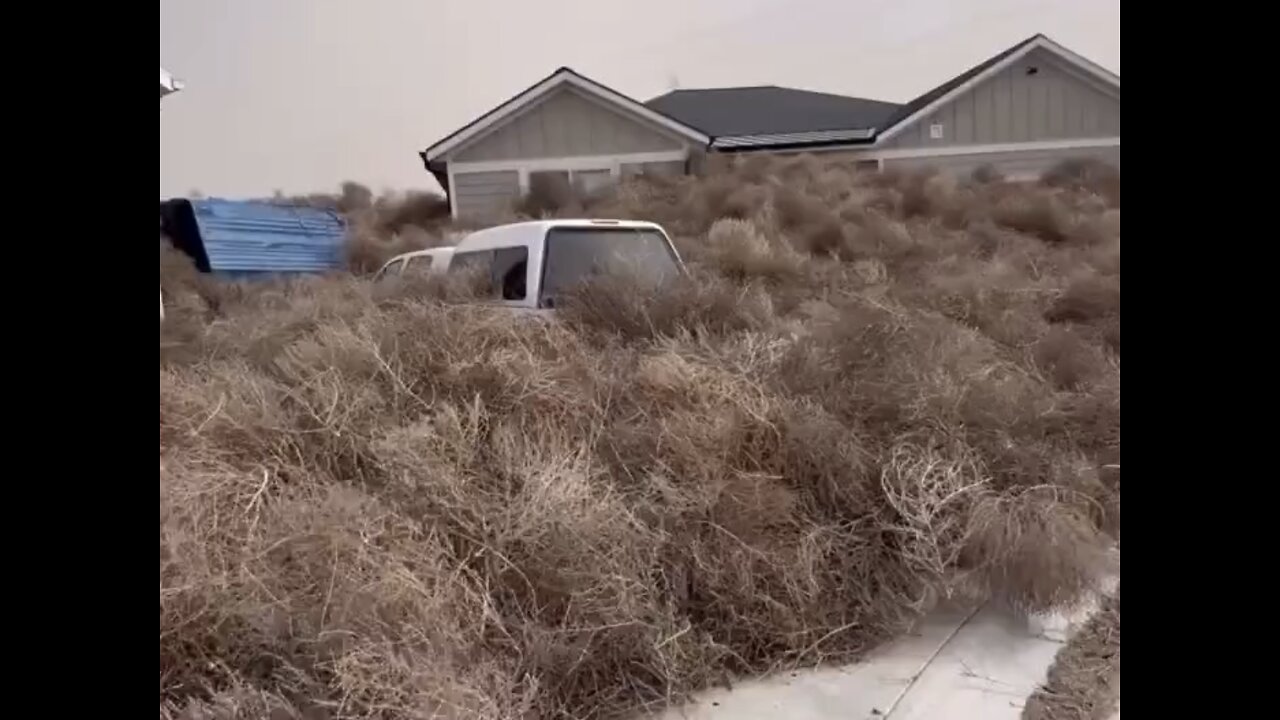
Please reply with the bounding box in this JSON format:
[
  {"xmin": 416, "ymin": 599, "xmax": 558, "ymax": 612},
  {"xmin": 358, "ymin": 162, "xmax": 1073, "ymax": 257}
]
[{"xmin": 161, "ymin": 198, "xmax": 347, "ymax": 275}]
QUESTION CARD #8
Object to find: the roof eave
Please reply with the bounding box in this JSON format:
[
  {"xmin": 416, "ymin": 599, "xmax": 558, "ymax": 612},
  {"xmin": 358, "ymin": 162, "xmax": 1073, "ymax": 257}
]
[
  {"xmin": 714, "ymin": 138, "xmax": 878, "ymax": 154},
  {"xmin": 419, "ymin": 152, "xmax": 450, "ymax": 198},
  {"xmin": 421, "ymin": 67, "xmax": 708, "ymax": 165}
]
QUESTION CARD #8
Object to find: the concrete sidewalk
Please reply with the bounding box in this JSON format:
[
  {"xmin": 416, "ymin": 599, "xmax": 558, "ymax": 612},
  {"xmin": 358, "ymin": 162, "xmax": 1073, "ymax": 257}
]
[
  {"xmin": 654, "ymin": 565, "xmax": 1134, "ymax": 720},
  {"xmin": 652, "ymin": 602, "xmax": 1073, "ymax": 720}
]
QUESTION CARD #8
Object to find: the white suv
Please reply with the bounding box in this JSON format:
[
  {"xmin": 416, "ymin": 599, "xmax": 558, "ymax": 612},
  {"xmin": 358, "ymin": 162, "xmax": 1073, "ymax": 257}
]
[{"xmin": 378, "ymin": 219, "xmax": 684, "ymax": 310}]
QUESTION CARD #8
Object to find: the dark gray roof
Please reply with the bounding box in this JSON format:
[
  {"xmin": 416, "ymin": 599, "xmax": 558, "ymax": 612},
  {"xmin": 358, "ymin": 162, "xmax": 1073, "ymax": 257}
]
[
  {"xmin": 644, "ymin": 34, "xmax": 1068, "ymax": 150},
  {"xmin": 645, "ymin": 86, "xmax": 901, "ymax": 138}
]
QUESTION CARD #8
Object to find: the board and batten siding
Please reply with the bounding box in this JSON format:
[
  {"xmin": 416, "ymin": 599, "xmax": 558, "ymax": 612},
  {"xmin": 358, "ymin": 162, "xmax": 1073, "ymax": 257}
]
[
  {"xmin": 452, "ymin": 170, "xmax": 520, "ymax": 219},
  {"xmin": 881, "ymin": 48, "xmax": 1120, "ymax": 150},
  {"xmin": 453, "ymin": 87, "xmax": 685, "ymax": 162},
  {"xmin": 882, "ymin": 145, "xmax": 1120, "ymax": 179}
]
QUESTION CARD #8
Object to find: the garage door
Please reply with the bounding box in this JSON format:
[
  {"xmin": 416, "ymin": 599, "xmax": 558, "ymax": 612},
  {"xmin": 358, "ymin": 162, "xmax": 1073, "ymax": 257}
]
[{"xmin": 454, "ymin": 170, "xmax": 520, "ymax": 219}]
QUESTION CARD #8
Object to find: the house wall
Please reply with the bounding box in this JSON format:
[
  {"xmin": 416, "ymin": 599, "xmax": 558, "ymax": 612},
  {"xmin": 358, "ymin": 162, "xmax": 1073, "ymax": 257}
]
[
  {"xmin": 881, "ymin": 144, "xmax": 1120, "ymax": 180},
  {"xmin": 880, "ymin": 48, "xmax": 1120, "ymax": 150},
  {"xmin": 453, "ymin": 87, "xmax": 686, "ymax": 162}
]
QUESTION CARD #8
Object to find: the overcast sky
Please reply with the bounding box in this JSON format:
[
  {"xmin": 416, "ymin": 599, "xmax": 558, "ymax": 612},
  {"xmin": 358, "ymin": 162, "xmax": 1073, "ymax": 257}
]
[{"xmin": 159, "ymin": 0, "xmax": 1120, "ymax": 198}]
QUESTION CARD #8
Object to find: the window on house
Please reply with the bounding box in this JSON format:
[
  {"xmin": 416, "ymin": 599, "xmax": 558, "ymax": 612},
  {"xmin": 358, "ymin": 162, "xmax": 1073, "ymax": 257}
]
[
  {"xmin": 929, "ymin": 123, "xmax": 945, "ymax": 140},
  {"xmin": 447, "ymin": 246, "xmax": 530, "ymax": 300},
  {"xmin": 522, "ymin": 171, "xmax": 574, "ymax": 215},
  {"xmin": 621, "ymin": 161, "xmax": 684, "ymax": 178},
  {"xmin": 573, "ymin": 169, "xmax": 614, "ymax": 197},
  {"xmin": 528, "ymin": 170, "xmax": 572, "ymax": 194},
  {"xmin": 527, "ymin": 168, "xmax": 615, "ymax": 201}
]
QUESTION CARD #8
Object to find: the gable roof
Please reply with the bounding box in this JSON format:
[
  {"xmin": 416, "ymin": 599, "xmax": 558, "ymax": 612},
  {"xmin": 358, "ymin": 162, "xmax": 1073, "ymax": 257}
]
[
  {"xmin": 875, "ymin": 33, "xmax": 1120, "ymax": 142},
  {"xmin": 420, "ymin": 67, "xmax": 709, "ymax": 167},
  {"xmin": 646, "ymin": 86, "xmax": 900, "ymax": 139}
]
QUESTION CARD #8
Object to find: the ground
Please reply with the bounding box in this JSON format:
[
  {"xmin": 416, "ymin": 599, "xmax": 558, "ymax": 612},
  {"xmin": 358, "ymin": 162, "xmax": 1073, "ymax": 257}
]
[{"xmin": 1024, "ymin": 586, "xmax": 1121, "ymax": 720}]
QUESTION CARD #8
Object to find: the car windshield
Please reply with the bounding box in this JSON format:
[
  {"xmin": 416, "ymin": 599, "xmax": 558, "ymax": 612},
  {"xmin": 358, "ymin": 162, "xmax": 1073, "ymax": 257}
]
[{"xmin": 540, "ymin": 227, "xmax": 680, "ymax": 302}]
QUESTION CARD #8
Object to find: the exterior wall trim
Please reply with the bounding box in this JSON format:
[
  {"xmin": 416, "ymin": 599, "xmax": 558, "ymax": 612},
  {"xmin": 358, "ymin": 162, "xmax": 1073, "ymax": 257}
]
[
  {"xmin": 446, "ymin": 164, "xmax": 459, "ymax": 218},
  {"xmin": 854, "ymin": 137, "xmax": 1120, "ymax": 161},
  {"xmin": 876, "ymin": 36, "xmax": 1120, "ymax": 144}
]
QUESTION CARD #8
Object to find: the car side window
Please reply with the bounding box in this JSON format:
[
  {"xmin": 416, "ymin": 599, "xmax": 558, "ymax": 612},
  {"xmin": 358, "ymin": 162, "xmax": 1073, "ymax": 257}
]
[
  {"xmin": 448, "ymin": 250, "xmax": 495, "ymax": 295},
  {"xmin": 375, "ymin": 258, "xmax": 404, "ymax": 281},
  {"xmin": 448, "ymin": 250, "xmax": 490, "ymax": 274},
  {"xmin": 448, "ymin": 246, "xmax": 529, "ymax": 300},
  {"xmin": 401, "ymin": 255, "xmax": 433, "ymax": 276},
  {"xmin": 493, "ymin": 247, "xmax": 528, "ymax": 301}
]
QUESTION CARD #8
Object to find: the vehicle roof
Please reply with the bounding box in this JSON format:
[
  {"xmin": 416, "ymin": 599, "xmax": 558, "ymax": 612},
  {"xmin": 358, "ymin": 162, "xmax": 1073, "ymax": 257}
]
[
  {"xmin": 387, "ymin": 247, "xmax": 455, "ymax": 261},
  {"xmin": 455, "ymin": 219, "xmax": 667, "ymax": 253},
  {"xmin": 377, "ymin": 246, "xmax": 455, "ymax": 272}
]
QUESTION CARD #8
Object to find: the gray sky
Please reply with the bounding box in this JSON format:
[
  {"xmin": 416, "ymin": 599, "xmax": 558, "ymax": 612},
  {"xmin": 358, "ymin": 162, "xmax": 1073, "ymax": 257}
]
[{"xmin": 159, "ymin": 0, "xmax": 1119, "ymax": 199}]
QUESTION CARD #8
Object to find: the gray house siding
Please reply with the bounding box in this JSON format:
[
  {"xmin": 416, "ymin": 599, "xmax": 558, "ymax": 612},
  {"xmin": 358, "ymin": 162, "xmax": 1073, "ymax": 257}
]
[
  {"xmin": 453, "ymin": 170, "xmax": 520, "ymax": 219},
  {"xmin": 881, "ymin": 48, "xmax": 1120, "ymax": 150},
  {"xmin": 620, "ymin": 160, "xmax": 685, "ymax": 177},
  {"xmin": 453, "ymin": 87, "xmax": 686, "ymax": 162},
  {"xmin": 882, "ymin": 145, "xmax": 1120, "ymax": 178}
]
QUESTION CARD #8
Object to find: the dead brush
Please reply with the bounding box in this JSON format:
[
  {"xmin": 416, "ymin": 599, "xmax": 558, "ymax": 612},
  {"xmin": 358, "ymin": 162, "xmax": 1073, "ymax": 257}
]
[
  {"xmin": 706, "ymin": 218, "xmax": 806, "ymax": 282},
  {"xmin": 1046, "ymin": 271, "xmax": 1121, "ymax": 324},
  {"xmin": 582, "ymin": 173, "xmax": 690, "ymax": 231},
  {"xmin": 161, "ymin": 153, "xmax": 1119, "ymax": 719},
  {"xmin": 516, "ymin": 172, "xmax": 581, "ymax": 217},
  {"xmin": 557, "ymin": 268, "xmax": 777, "ymax": 341},
  {"xmin": 963, "ymin": 484, "xmax": 1112, "ymax": 612},
  {"xmin": 1033, "ymin": 326, "xmax": 1109, "ymax": 390},
  {"xmin": 879, "ymin": 437, "xmax": 990, "ymax": 598},
  {"xmin": 771, "ymin": 185, "xmax": 851, "ymax": 258},
  {"xmin": 345, "ymin": 220, "xmax": 448, "ymax": 275},
  {"xmin": 991, "ymin": 191, "xmax": 1075, "ymax": 244},
  {"xmin": 1042, "ymin": 158, "xmax": 1121, "ymax": 207}
]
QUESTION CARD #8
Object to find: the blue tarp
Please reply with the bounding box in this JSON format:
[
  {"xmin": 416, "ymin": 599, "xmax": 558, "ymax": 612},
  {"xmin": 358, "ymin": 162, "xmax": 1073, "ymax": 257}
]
[{"xmin": 160, "ymin": 198, "xmax": 346, "ymax": 276}]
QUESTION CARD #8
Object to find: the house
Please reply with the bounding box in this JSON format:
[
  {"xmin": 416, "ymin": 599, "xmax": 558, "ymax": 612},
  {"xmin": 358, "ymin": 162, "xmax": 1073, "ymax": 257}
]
[{"xmin": 420, "ymin": 33, "xmax": 1119, "ymax": 220}]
